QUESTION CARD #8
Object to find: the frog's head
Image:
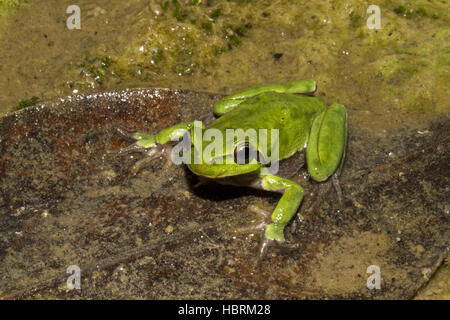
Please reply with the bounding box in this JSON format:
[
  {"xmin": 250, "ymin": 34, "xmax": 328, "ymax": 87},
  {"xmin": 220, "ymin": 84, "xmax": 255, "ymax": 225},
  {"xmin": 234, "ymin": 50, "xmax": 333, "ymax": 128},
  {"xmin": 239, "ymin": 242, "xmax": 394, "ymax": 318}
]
[{"xmin": 186, "ymin": 134, "xmax": 267, "ymax": 178}]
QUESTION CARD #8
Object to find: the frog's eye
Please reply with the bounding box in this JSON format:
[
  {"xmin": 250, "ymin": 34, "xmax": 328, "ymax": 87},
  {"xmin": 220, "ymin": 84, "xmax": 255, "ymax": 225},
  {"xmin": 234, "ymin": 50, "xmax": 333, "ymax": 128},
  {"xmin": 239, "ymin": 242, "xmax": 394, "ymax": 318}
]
[{"xmin": 234, "ymin": 142, "xmax": 258, "ymax": 165}]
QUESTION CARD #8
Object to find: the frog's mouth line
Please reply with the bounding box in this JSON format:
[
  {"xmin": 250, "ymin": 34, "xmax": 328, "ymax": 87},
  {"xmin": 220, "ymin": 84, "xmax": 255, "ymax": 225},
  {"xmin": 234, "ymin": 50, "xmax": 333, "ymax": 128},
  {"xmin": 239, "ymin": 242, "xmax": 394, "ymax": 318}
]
[{"xmin": 187, "ymin": 162, "xmax": 263, "ymax": 178}]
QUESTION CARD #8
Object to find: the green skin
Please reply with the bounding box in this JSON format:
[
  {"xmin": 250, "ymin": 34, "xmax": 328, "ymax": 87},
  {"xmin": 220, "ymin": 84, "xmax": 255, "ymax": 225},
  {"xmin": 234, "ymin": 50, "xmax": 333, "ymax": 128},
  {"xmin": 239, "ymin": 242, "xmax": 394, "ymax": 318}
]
[{"xmin": 120, "ymin": 80, "xmax": 347, "ymax": 255}]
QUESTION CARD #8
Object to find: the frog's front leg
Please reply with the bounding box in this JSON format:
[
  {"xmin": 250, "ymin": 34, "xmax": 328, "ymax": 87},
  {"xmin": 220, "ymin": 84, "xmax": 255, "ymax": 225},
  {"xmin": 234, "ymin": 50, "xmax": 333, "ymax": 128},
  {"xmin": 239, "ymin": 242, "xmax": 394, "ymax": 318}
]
[
  {"xmin": 254, "ymin": 174, "xmax": 304, "ymax": 259},
  {"xmin": 113, "ymin": 122, "xmax": 198, "ymax": 173}
]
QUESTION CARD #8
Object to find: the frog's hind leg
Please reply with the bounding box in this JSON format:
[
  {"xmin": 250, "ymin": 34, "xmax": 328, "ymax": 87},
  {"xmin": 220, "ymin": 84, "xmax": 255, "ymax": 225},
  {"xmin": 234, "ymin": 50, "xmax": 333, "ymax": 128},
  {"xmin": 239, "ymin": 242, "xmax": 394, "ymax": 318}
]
[
  {"xmin": 236, "ymin": 174, "xmax": 304, "ymax": 263},
  {"xmin": 289, "ymin": 104, "xmax": 346, "ymax": 231},
  {"xmin": 129, "ymin": 144, "xmax": 174, "ymax": 175},
  {"xmin": 234, "ymin": 205, "xmax": 273, "ymax": 235},
  {"xmin": 306, "ymin": 103, "xmax": 347, "ymax": 182},
  {"xmin": 214, "ymin": 80, "xmax": 317, "ymax": 116}
]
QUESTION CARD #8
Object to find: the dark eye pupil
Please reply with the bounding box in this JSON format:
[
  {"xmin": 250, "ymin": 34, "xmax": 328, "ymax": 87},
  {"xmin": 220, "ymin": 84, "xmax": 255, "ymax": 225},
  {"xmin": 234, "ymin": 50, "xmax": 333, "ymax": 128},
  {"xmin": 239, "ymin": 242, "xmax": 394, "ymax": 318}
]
[{"xmin": 234, "ymin": 143, "xmax": 257, "ymax": 165}]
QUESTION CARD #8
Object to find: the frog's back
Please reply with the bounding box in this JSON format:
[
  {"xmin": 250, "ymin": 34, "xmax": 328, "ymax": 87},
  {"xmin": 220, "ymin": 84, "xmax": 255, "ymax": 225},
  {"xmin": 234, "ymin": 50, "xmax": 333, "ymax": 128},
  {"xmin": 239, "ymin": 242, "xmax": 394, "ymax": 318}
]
[{"xmin": 209, "ymin": 92, "xmax": 326, "ymax": 159}]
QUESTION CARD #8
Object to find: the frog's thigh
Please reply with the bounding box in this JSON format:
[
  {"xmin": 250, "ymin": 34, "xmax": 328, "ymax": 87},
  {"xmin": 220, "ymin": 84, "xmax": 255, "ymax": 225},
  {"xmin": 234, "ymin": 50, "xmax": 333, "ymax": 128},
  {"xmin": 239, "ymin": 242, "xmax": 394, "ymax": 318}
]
[
  {"xmin": 213, "ymin": 80, "xmax": 317, "ymax": 116},
  {"xmin": 306, "ymin": 103, "xmax": 347, "ymax": 182},
  {"xmin": 258, "ymin": 174, "xmax": 304, "ymax": 242}
]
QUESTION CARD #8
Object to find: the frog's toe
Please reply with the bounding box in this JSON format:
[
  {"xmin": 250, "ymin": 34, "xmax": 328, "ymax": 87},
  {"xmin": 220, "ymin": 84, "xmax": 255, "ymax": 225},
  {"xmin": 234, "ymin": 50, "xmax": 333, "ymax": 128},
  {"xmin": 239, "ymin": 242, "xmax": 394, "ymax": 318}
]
[
  {"xmin": 254, "ymin": 223, "xmax": 300, "ymax": 265},
  {"xmin": 109, "ymin": 127, "xmax": 170, "ymax": 174},
  {"xmin": 248, "ymin": 204, "xmax": 272, "ymax": 218},
  {"xmin": 256, "ymin": 237, "xmax": 300, "ymax": 266},
  {"xmin": 234, "ymin": 205, "xmax": 272, "ymax": 234},
  {"xmin": 107, "ymin": 143, "xmax": 146, "ymax": 155},
  {"xmin": 116, "ymin": 127, "xmax": 137, "ymax": 141},
  {"xmin": 130, "ymin": 156, "xmax": 153, "ymax": 175},
  {"xmin": 331, "ymin": 173, "xmax": 344, "ymax": 206},
  {"xmin": 109, "ymin": 128, "xmax": 157, "ymax": 155},
  {"xmin": 257, "ymin": 237, "xmax": 275, "ymax": 263},
  {"xmin": 235, "ymin": 222, "xmax": 266, "ymax": 235},
  {"xmin": 130, "ymin": 144, "xmax": 169, "ymax": 174},
  {"xmin": 289, "ymin": 213, "xmax": 305, "ymax": 234}
]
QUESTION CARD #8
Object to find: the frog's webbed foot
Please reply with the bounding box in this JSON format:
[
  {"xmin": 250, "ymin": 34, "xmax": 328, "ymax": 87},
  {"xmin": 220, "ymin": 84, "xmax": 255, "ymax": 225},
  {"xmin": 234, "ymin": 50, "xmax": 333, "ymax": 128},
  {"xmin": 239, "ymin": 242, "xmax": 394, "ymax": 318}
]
[
  {"xmin": 129, "ymin": 144, "xmax": 169, "ymax": 174},
  {"xmin": 235, "ymin": 174, "xmax": 304, "ymax": 266},
  {"xmin": 305, "ymin": 173, "xmax": 343, "ymax": 212},
  {"xmin": 291, "ymin": 173, "xmax": 344, "ymax": 235},
  {"xmin": 235, "ymin": 204, "xmax": 300, "ymax": 267},
  {"xmin": 234, "ymin": 204, "xmax": 272, "ymax": 234},
  {"xmin": 116, "ymin": 127, "xmax": 139, "ymax": 142},
  {"xmin": 256, "ymin": 237, "xmax": 300, "ymax": 267},
  {"xmin": 108, "ymin": 128, "xmax": 154, "ymax": 154},
  {"xmin": 331, "ymin": 173, "xmax": 344, "ymax": 205},
  {"xmin": 109, "ymin": 127, "xmax": 168, "ymax": 174}
]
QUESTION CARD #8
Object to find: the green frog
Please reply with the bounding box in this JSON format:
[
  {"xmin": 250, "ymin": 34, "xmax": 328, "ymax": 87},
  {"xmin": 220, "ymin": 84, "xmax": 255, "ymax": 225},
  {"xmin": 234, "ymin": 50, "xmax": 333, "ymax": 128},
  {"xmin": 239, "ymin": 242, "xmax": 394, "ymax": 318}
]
[{"xmin": 115, "ymin": 80, "xmax": 347, "ymax": 259}]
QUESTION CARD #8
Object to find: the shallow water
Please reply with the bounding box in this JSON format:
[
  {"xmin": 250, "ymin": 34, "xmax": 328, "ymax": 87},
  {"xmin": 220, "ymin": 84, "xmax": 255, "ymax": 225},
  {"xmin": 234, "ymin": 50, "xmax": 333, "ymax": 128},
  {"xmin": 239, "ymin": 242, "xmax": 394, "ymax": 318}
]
[{"xmin": 0, "ymin": 0, "xmax": 449, "ymax": 299}]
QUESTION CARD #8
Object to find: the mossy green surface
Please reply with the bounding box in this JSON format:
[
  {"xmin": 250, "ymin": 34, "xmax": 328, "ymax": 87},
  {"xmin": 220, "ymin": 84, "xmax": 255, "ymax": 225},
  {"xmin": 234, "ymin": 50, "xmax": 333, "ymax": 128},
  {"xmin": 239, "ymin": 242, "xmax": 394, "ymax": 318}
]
[
  {"xmin": 9, "ymin": 95, "xmax": 38, "ymax": 112},
  {"xmin": 0, "ymin": 0, "xmax": 28, "ymax": 22},
  {"xmin": 0, "ymin": 0, "xmax": 28, "ymax": 39},
  {"xmin": 0, "ymin": 0, "xmax": 448, "ymax": 117},
  {"xmin": 0, "ymin": 0, "xmax": 27, "ymax": 10},
  {"xmin": 105, "ymin": 0, "xmax": 438, "ymax": 117}
]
